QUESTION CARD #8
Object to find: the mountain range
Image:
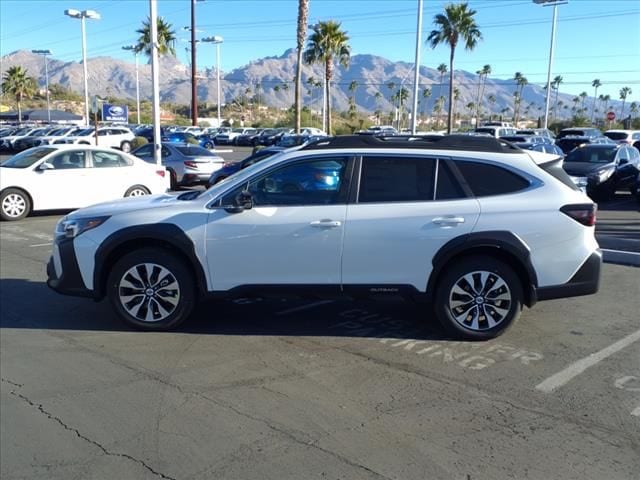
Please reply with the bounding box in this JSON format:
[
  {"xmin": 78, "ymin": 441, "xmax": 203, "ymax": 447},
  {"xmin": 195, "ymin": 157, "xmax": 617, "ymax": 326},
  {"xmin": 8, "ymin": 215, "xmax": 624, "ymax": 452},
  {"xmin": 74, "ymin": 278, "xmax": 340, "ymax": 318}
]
[{"xmin": 1, "ymin": 49, "xmax": 620, "ymax": 119}]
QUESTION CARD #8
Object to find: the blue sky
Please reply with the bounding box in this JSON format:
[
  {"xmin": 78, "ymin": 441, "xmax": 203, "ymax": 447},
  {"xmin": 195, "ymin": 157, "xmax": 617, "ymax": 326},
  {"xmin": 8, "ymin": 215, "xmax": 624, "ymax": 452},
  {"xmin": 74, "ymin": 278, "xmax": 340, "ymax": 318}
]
[{"xmin": 1, "ymin": 0, "xmax": 638, "ymax": 102}]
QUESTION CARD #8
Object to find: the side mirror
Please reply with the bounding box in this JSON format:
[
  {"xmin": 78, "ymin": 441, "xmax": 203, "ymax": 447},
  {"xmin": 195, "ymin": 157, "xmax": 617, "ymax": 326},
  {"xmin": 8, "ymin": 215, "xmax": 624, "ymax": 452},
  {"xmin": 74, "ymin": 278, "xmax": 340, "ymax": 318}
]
[
  {"xmin": 224, "ymin": 190, "xmax": 253, "ymax": 213},
  {"xmin": 37, "ymin": 162, "xmax": 54, "ymax": 171}
]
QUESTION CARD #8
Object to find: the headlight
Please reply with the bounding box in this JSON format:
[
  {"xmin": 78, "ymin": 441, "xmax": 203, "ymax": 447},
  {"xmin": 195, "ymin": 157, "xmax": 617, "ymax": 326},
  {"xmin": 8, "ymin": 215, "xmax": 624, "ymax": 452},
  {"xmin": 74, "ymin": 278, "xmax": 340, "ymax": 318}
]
[
  {"xmin": 589, "ymin": 166, "xmax": 614, "ymax": 183},
  {"xmin": 56, "ymin": 216, "xmax": 110, "ymax": 239}
]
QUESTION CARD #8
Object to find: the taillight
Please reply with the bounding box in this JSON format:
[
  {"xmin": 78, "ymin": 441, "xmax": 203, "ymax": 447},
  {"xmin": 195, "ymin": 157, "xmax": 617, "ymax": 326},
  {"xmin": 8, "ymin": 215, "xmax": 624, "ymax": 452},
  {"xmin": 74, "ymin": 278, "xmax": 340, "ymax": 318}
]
[
  {"xmin": 560, "ymin": 203, "xmax": 597, "ymax": 226},
  {"xmin": 184, "ymin": 161, "xmax": 198, "ymax": 168},
  {"xmin": 156, "ymin": 170, "xmax": 165, "ymax": 177}
]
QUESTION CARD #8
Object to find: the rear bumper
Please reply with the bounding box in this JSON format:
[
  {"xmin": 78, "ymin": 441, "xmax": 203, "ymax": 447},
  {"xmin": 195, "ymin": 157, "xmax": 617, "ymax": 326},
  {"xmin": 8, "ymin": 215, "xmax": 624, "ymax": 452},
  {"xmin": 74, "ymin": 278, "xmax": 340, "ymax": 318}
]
[{"xmin": 535, "ymin": 249, "xmax": 602, "ymax": 301}]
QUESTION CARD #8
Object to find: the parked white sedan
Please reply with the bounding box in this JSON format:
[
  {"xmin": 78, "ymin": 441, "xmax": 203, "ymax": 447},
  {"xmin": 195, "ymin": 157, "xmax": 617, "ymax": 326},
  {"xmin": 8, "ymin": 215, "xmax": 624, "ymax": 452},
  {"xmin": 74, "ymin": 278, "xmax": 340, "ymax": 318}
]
[{"xmin": 0, "ymin": 145, "xmax": 169, "ymax": 221}]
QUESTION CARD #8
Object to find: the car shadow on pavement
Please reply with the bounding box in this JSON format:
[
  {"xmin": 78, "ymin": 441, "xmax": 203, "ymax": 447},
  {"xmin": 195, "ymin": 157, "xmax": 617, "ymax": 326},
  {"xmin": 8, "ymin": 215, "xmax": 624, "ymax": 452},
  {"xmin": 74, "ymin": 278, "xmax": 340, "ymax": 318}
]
[{"xmin": 0, "ymin": 278, "xmax": 449, "ymax": 341}]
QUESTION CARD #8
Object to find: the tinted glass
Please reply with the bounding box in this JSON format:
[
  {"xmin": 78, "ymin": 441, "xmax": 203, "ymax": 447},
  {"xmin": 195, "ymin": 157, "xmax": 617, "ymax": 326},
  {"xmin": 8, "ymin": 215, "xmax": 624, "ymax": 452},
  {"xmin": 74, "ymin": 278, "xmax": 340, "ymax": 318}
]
[
  {"xmin": 241, "ymin": 157, "xmax": 348, "ymax": 206},
  {"xmin": 134, "ymin": 144, "xmax": 153, "ymax": 158},
  {"xmin": 1, "ymin": 148, "xmax": 56, "ymax": 168},
  {"xmin": 92, "ymin": 151, "xmax": 126, "ymax": 168},
  {"xmin": 436, "ymin": 161, "xmax": 467, "ymax": 200},
  {"xmin": 604, "ymin": 132, "xmax": 628, "ymax": 140},
  {"xmin": 49, "ymin": 150, "xmax": 87, "ymax": 169},
  {"xmin": 175, "ymin": 146, "xmax": 215, "ymax": 157},
  {"xmin": 565, "ymin": 147, "xmax": 617, "ymax": 163},
  {"xmin": 454, "ymin": 161, "xmax": 530, "ymax": 196},
  {"xmin": 359, "ymin": 156, "xmax": 435, "ymax": 203},
  {"xmin": 557, "ymin": 138, "xmax": 589, "ymax": 154}
]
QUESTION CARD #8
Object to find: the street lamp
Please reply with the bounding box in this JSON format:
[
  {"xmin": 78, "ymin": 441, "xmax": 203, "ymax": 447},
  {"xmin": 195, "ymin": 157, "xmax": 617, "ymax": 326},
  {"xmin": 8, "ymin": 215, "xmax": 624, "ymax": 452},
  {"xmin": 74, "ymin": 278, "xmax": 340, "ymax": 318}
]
[
  {"xmin": 201, "ymin": 35, "xmax": 223, "ymax": 127},
  {"xmin": 31, "ymin": 49, "xmax": 52, "ymax": 124},
  {"xmin": 64, "ymin": 8, "xmax": 100, "ymax": 125},
  {"xmin": 534, "ymin": 0, "xmax": 567, "ymax": 130},
  {"xmin": 122, "ymin": 45, "xmax": 140, "ymax": 124}
]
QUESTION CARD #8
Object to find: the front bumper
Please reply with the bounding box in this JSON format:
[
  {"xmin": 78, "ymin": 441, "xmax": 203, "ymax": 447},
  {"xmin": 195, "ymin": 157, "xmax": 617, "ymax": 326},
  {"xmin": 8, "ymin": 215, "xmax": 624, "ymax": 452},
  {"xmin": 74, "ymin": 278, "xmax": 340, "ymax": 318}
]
[
  {"xmin": 535, "ymin": 250, "xmax": 602, "ymax": 301},
  {"xmin": 46, "ymin": 237, "xmax": 95, "ymax": 299}
]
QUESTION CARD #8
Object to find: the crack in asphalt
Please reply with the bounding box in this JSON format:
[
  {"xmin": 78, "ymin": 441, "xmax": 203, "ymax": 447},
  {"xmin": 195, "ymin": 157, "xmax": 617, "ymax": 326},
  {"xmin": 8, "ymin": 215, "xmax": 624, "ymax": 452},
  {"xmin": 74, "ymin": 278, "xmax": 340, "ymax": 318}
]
[
  {"xmin": 5, "ymin": 381, "xmax": 178, "ymax": 480},
  {"xmin": 196, "ymin": 391, "xmax": 394, "ymax": 480}
]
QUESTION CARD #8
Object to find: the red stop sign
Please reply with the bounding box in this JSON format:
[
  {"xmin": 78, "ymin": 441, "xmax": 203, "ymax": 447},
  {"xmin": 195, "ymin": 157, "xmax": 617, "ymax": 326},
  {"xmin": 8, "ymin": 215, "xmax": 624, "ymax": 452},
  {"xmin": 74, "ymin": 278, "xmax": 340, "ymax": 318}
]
[{"xmin": 607, "ymin": 111, "xmax": 616, "ymax": 121}]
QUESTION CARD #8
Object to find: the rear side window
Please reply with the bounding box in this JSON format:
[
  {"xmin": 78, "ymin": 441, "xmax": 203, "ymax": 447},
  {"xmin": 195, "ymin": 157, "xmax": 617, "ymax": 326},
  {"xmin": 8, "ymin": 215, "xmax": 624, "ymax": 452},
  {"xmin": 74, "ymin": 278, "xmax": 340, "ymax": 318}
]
[
  {"xmin": 359, "ymin": 156, "xmax": 435, "ymax": 203},
  {"xmin": 436, "ymin": 161, "xmax": 467, "ymax": 200},
  {"xmin": 453, "ymin": 161, "xmax": 530, "ymax": 197},
  {"xmin": 605, "ymin": 132, "xmax": 628, "ymax": 141}
]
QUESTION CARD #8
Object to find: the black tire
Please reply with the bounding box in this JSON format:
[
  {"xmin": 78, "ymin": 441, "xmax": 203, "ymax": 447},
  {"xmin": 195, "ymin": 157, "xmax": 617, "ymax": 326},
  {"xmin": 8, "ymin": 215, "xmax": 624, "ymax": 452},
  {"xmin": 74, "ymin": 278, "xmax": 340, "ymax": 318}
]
[
  {"xmin": 168, "ymin": 169, "xmax": 178, "ymax": 190},
  {"xmin": 107, "ymin": 248, "xmax": 196, "ymax": 330},
  {"xmin": 120, "ymin": 141, "xmax": 132, "ymax": 153},
  {"xmin": 0, "ymin": 188, "xmax": 31, "ymax": 221},
  {"xmin": 433, "ymin": 255, "xmax": 523, "ymax": 340},
  {"xmin": 124, "ymin": 185, "xmax": 151, "ymax": 197}
]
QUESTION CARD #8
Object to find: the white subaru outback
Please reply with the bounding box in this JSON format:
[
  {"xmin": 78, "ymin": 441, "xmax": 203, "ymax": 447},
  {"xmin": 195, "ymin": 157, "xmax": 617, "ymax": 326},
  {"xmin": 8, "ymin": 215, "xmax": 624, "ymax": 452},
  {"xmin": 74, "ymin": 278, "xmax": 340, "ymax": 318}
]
[{"xmin": 47, "ymin": 135, "xmax": 602, "ymax": 340}]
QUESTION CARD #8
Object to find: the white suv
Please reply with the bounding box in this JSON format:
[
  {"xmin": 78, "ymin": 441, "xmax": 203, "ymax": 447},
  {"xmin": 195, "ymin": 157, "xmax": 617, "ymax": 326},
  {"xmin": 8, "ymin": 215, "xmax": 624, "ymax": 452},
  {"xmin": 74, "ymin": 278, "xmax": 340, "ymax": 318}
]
[
  {"xmin": 47, "ymin": 135, "xmax": 601, "ymax": 340},
  {"xmin": 54, "ymin": 126, "xmax": 135, "ymax": 152}
]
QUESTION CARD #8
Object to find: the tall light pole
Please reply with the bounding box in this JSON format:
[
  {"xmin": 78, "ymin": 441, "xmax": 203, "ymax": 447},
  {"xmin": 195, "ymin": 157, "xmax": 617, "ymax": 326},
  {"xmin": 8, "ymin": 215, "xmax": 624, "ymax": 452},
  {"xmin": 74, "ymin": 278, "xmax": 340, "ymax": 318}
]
[
  {"xmin": 122, "ymin": 45, "xmax": 140, "ymax": 124},
  {"xmin": 31, "ymin": 49, "xmax": 52, "ymax": 124},
  {"xmin": 201, "ymin": 36, "xmax": 223, "ymax": 127},
  {"xmin": 534, "ymin": 0, "xmax": 567, "ymax": 130},
  {"xmin": 187, "ymin": 0, "xmax": 205, "ymax": 126},
  {"xmin": 149, "ymin": 0, "xmax": 161, "ymax": 168},
  {"xmin": 64, "ymin": 9, "xmax": 100, "ymax": 126},
  {"xmin": 411, "ymin": 0, "xmax": 424, "ymax": 134}
]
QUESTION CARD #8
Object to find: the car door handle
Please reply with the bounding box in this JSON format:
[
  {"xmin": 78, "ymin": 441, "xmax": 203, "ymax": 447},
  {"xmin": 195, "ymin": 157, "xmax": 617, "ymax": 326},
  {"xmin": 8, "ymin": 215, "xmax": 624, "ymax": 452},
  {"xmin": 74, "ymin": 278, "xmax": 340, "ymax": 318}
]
[
  {"xmin": 432, "ymin": 216, "xmax": 465, "ymax": 226},
  {"xmin": 310, "ymin": 219, "xmax": 342, "ymax": 228}
]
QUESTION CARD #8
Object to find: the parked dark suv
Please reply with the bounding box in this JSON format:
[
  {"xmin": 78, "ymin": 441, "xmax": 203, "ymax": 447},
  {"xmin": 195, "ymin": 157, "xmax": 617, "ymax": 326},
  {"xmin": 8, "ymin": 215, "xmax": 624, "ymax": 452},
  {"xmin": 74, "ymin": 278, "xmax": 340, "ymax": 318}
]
[{"xmin": 562, "ymin": 143, "xmax": 640, "ymax": 200}]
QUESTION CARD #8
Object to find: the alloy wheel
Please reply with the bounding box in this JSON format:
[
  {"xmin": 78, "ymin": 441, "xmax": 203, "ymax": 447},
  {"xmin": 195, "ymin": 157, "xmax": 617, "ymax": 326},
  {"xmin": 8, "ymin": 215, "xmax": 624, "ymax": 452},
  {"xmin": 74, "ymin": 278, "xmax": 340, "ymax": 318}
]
[
  {"xmin": 448, "ymin": 270, "xmax": 512, "ymax": 331},
  {"xmin": 118, "ymin": 263, "xmax": 180, "ymax": 323}
]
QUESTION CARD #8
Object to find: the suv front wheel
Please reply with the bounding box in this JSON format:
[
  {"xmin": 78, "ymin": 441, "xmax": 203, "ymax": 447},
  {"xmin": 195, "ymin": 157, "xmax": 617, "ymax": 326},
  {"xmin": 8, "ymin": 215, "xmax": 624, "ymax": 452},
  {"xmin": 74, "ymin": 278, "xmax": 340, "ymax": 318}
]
[
  {"xmin": 434, "ymin": 256, "xmax": 523, "ymax": 340},
  {"xmin": 107, "ymin": 248, "xmax": 196, "ymax": 330}
]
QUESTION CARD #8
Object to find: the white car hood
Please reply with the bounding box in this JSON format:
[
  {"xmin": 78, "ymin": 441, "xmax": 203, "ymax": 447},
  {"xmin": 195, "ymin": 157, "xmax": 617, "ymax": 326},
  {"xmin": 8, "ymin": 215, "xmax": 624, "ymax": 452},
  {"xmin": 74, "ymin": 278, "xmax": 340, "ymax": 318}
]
[{"xmin": 65, "ymin": 191, "xmax": 187, "ymax": 219}]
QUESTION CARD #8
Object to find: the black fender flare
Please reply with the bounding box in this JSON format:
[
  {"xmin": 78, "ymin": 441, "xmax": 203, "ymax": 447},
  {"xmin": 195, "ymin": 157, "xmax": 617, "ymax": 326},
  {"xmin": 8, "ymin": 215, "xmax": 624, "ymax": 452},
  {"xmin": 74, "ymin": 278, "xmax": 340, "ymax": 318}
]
[{"xmin": 93, "ymin": 223, "xmax": 208, "ymax": 299}]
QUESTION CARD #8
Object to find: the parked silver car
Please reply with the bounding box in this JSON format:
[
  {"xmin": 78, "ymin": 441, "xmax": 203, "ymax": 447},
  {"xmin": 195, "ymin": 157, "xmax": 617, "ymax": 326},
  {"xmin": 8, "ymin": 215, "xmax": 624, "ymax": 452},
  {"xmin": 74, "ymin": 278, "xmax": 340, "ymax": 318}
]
[{"xmin": 132, "ymin": 142, "xmax": 224, "ymax": 189}]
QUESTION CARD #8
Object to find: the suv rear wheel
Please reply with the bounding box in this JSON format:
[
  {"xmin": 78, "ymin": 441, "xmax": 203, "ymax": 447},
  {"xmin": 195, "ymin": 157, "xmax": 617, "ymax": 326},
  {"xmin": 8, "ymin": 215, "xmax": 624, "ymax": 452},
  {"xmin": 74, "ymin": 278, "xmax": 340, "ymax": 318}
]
[
  {"xmin": 107, "ymin": 248, "xmax": 196, "ymax": 330},
  {"xmin": 434, "ymin": 256, "xmax": 523, "ymax": 340}
]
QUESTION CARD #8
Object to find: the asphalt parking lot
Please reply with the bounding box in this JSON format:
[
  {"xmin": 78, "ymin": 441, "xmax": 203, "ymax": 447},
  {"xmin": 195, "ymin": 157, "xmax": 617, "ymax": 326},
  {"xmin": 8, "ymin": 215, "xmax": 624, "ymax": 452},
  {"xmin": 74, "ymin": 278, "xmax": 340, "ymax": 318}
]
[{"xmin": 1, "ymin": 149, "xmax": 639, "ymax": 480}]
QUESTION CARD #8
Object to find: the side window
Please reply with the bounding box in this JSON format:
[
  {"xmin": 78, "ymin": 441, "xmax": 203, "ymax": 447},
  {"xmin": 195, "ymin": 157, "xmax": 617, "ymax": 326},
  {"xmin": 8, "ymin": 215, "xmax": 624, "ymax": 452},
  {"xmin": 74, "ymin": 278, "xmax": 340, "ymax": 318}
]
[
  {"xmin": 230, "ymin": 157, "xmax": 348, "ymax": 206},
  {"xmin": 454, "ymin": 161, "xmax": 530, "ymax": 197},
  {"xmin": 436, "ymin": 161, "xmax": 467, "ymax": 200},
  {"xmin": 134, "ymin": 144, "xmax": 153, "ymax": 159},
  {"xmin": 48, "ymin": 150, "xmax": 87, "ymax": 169},
  {"xmin": 359, "ymin": 156, "xmax": 435, "ymax": 203},
  {"xmin": 92, "ymin": 151, "xmax": 126, "ymax": 168},
  {"xmin": 97, "ymin": 129, "xmax": 109, "ymax": 137},
  {"xmin": 161, "ymin": 146, "xmax": 171, "ymax": 157}
]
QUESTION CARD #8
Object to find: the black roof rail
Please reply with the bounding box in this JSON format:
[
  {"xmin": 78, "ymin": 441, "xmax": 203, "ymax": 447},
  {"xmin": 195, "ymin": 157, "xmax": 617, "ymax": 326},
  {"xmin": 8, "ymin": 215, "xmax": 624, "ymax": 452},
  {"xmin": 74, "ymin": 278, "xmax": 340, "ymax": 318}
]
[{"xmin": 301, "ymin": 134, "xmax": 521, "ymax": 153}]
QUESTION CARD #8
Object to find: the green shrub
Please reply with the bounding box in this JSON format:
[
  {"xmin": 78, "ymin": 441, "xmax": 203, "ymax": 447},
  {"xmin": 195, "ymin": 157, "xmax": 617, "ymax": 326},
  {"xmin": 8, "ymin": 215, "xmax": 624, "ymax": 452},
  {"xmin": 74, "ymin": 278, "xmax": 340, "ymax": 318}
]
[
  {"xmin": 186, "ymin": 136, "xmax": 199, "ymax": 145},
  {"xmin": 131, "ymin": 136, "xmax": 148, "ymax": 150}
]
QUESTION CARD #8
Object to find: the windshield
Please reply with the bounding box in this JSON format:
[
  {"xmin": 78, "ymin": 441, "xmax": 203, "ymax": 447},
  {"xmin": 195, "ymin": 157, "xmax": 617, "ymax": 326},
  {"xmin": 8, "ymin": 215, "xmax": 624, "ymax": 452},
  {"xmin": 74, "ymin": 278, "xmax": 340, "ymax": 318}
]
[
  {"xmin": 11, "ymin": 127, "xmax": 32, "ymax": 136},
  {"xmin": 33, "ymin": 129, "xmax": 51, "ymax": 136},
  {"xmin": 232, "ymin": 128, "xmax": 245, "ymax": 133},
  {"xmin": 565, "ymin": 147, "xmax": 617, "ymax": 163},
  {"xmin": 75, "ymin": 128, "xmax": 94, "ymax": 136},
  {"xmin": 475, "ymin": 128, "xmax": 496, "ymax": 135},
  {"xmin": 1, "ymin": 147, "xmax": 56, "ymax": 168}
]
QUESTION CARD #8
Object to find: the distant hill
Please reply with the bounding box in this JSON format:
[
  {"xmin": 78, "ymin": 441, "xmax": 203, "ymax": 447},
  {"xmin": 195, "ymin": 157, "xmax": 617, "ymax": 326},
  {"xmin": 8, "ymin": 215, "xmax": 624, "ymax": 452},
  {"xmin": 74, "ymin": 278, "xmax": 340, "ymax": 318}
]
[{"xmin": 0, "ymin": 49, "xmax": 620, "ymax": 119}]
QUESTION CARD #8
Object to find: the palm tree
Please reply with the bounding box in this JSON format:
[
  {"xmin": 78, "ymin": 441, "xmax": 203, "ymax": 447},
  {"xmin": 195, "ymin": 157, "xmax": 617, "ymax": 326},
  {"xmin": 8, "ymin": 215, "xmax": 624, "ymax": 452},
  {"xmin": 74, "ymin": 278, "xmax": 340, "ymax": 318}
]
[
  {"xmin": 551, "ymin": 75, "xmax": 563, "ymax": 119},
  {"xmin": 436, "ymin": 63, "xmax": 448, "ymax": 98},
  {"xmin": 591, "ymin": 79, "xmax": 601, "ymax": 123},
  {"xmin": 348, "ymin": 80, "xmax": 358, "ymax": 119},
  {"xmin": 487, "ymin": 93, "xmax": 496, "ymax": 120},
  {"xmin": 475, "ymin": 64, "xmax": 491, "ymax": 123},
  {"xmin": 619, "ymin": 86, "xmax": 632, "ymax": 119},
  {"xmin": 512, "ymin": 72, "xmax": 528, "ymax": 126},
  {"xmin": 427, "ymin": 2, "xmax": 482, "ymax": 133},
  {"xmin": 135, "ymin": 17, "xmax": 176, "ymax": 58},
  {"xmin": 392, "ymin": 86, "xmax": 410, "ymax": 129},
  {"xmin": 630, "ymin": 101, "xmax": 638, "ymax": 119},
  {"xmin": 374, "ymin": 91, "xmax": 383, "ymax": 125},
  {"xmin": 303, "ymin": 20, "xmax": 351, "ymax": 135},
  {"xmin": 422, "ymin": 87, "xmax": 432, "ymax": 120},
  {"xmin": 579, "ymin": 91, "xmax": 588, "ymax": 112},
  {"xmin": 602, "ymin": 94, "xmax": 611, "ymax": 115},
  {"xmin": 1, "ymin": 66, "xmax": 37, "ymax": 122},
  {"xmin": 294, "ymin": 0, "xmax": 309, "ymax": 133}
]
